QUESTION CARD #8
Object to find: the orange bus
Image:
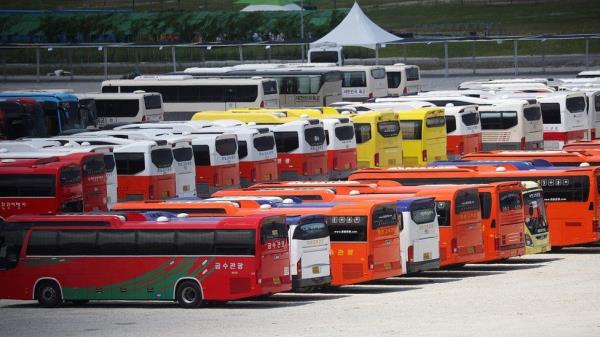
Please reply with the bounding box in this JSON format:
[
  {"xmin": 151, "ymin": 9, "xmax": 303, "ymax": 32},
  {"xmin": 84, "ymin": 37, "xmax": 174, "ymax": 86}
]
[
  {"xmin": 350, "ymin": 165, "xmax": 600, "ymax": 247},
  {"xmin": 462, "ymin": 150, "xmax": 600, "ymax": 167},
  {"xmin": 114, "ymin": 199, "xmax": 402, "ymax": 286},
  {"xmin": 475, "ymin": 182, "xmax": 526, "ymax": 262}
]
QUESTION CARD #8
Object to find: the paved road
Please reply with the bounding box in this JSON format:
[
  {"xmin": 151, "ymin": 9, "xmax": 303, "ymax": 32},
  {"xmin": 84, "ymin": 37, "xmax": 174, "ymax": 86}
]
[{"xmin": 1, "ymin": 247, "xmax": 599, "ymax": 337}]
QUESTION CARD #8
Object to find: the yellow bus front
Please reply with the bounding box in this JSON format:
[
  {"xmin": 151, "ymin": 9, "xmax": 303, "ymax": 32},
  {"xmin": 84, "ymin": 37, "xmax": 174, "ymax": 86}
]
[
  {"xmin": 191, "ymin": 111, "xmax": 295, "ymax": 124},
  {"xmin": 398, "ymin": 108, "xmax": 447, "ymax": 166},
  {"xmin": 350, "ymin": 111, "xmax": 403, "ymax": 168},
  {"xmin": 522, "ymin": 184, "xmax": 552, "ymax": 255}
]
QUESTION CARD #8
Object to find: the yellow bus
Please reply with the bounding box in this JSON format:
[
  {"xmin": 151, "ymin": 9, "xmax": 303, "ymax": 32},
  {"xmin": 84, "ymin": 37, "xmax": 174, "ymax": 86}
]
[
  {"xmin": 349, "ymin": 111, "xmax": 403, "ymax": 168},
  {"xmin": 397, "ymin": 107, "xmax": 447, "ymax": 166},
  {"xmin": 227, "ymin": 107, "xmax": 339, "ymax": 118},
  {"xmin": 521, "ymin": 181, "xmax": 552, "ymax": 255}
]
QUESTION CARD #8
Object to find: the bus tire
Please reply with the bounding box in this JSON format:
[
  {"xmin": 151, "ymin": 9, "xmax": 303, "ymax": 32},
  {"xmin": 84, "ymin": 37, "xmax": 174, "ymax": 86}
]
[
  {"xmin": 35, "ymin": 281, "xmax": 62, "ymax": 308},
  {"xmin": 176, "ymin": 281, "xmax": 203, "ymax": 308}
]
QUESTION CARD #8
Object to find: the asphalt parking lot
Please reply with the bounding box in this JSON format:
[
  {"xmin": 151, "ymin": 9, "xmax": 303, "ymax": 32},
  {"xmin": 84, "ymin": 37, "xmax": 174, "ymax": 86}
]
[{"xmin": 1, "ymin": 246, "xmax": 599, "ymax": 337}]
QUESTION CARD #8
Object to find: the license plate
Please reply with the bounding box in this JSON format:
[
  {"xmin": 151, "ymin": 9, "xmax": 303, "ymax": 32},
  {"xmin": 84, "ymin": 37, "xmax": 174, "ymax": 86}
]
[
  {"xmin": 183, "ymin": 185, "xmax": 190, "ymax": 192},
  {"xmin": 273, "ymin": 277, "xmax": 281, "ymax": 285},
  {"xmin": 511, "ymin": 250, "xmax": 517, "ymax": 257},
  {"xmin": 423, "ymin": 252, "xmax": 432, "ymax": 260},
  {"xmin": 384, "ymin": 262, "xmax": 392, "ymax": 270},
  {"xmin": 467, "ymin": 246, "xmax": 475, "ymax": 254},
  {"xmin": 344, "ymin": 163, "xmax": 350, "ymax": 169},
  {"xmin": 162, "ymin": 191, "xmax": 169, "ymax": 198},
  {"xmin": 312, "ymin": 266, "xmax": 320, "ymax": 274}
]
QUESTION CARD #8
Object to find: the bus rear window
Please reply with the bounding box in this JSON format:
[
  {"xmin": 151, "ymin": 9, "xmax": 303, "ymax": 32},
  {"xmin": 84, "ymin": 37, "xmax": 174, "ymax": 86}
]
[
  {"xmin": 540, "ymin": 103, "xmax": 561, "ymax": 124},
  {"xmin": 435, "ymin": 201, "xmax": 451, "ymax": 227},
  {"xmin": 326, "ymin": 216, "xmax": 367, "ymax": 242},
  {"xmin": 406, "ymin": 67, "xmax": 420, "ymax": 81},
  {"xmin": 263, "ymin": 81, "xmax": 278, "ymax": 95},
  {"xmin": 144, "ymin": 95, "xmax": 162, "ymax": 110},
  {"xmin": 310, "ymin": 51, "xmax": 339, "ymax": 63},
  {"xmin": 293, "ymin": 221, "xmax": 329, "ymax": 240},
  {"xmin": 60, "ymin": 167, "xmax": 82, "ymax": 185},
  {"xmin": 524, "ymin": 106, "xmax": 542, "ymax": 121},
  {"xmin": 0, "ymin": 174, "xmax": 56, "ymax": 197},
  {"xmin": 455, "ymin": 189, "xmax": 480, "ymax": 213},
  {"xmin": 216, "ymin": 138, "xmax": 238, "ymax": 156},
  {"xmin": 411, "ymin": 207, "xmax": 436, "ymax": 224},
  {"xmin": 335, "ymin": 125, "xmax": 355, "ymax": 141},
  {"xmin": 378, "ymin": 120, "xmax": 400, "ymax": 138},
  {"xmin": 445, "ymin": 116, "xmax": 457, "ymax": 134},
  {"xmin": 399, "ymin": 120, "xmax": 422, "ymax": 140},
  {"xmin": 499, "ymin": 190, "xmax": 523, "ymax": 212},
  {"xmin": 371, "ymin": 68, "xmax": 386, "ymax": 79},
  {"xmin": 566, "ymin": 96, "xmax": 586, "ymax": 113},
  {"xmin": 480, "ymin": 111, "xmax": 518, "ymax": 130},
  {"xmin": 115, "ymin": 152, "xmax": 145, "ymax": 175},
  {"xmin": 95, "ymin": 99, "xmax": 139, "ymax": 118},
  {"xmin": 83, "ymin": 156, "xmax": 106, "ymax": 176},
  {"xmin": 274, "ymin": 132, "xmax": 299, "ymax": 153},
  {"xmin": 151, "ymin": 148, "xmax": 174, "ymax": 168},
  {"xmin": 260, "ymin": 218, "xmax": 288, "ymax": 244},
  {"xmin": 387, "ymin": 72, "xmax": 401, "ymax": 89},
  {"xmin": 304, "ymin": 127, "xmax": 326, "ymax": 147},
  {"xmin": 372, "ymin": 205, "xmax": 399, "ymax": 229},
  {"xmin": 253, "ymin": 135, "xmax": 275, "ymax": 152},
  {"xmin": 104, "ymin": 155, "xmax": 116, "ymax": 173},
  {"xmin": 342, "ymin": 72, "xmax": 366, "ymax": 88},
  {"xmin": 461, "ymin": 112, "xmax": 480, "ymax": 126},
  {"xmin": 426, "ymin": 116, "xmax": 446, "ymax": 128},
  {"xmin": 354, "ymin": 123, "xmax": 372, "ymax": 144},
  {"xmin": 192, "ymin": 145, "xmax": 211, "ymax": 166},
  {"xmin": 173, "ymin": 147, "xmax": 193, "ymax": 162}
]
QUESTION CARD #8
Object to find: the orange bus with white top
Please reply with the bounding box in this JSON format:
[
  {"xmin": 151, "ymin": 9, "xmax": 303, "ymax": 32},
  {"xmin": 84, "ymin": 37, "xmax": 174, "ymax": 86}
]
[
  {"xmin": 444, "ymin": 105, "xmax": 482, "ymax": 159},
  {"xmin": 350, "ymin": 165, "xmax": 600, "ymax": 247},
  {"xmin": 463, "ymin": 150, "xmax": 600, "ymax": 167}
]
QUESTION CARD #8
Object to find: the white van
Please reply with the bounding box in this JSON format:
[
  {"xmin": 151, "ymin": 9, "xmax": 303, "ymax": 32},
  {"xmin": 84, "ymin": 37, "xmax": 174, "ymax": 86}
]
[{"xmin": 385, "ymin": 63, "xmax": 422, "ymax": 96}]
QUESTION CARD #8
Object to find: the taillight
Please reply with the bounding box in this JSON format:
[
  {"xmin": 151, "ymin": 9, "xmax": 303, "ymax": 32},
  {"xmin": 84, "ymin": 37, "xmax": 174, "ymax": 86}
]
[
  {"xmin": 458, "ymin": 142, "xmax": 465, "ymax": 155},
  {"xmin": 403, "ymin": 87, "xmax": 408, "ymax": 95},
  {"xmin": 368, "ymin": 92, "xmax": 373, "ymax": 99},
  {"xmin": 149, "ymin": 184, "xmax": 155, "ymax": 200},
  {"xmin": 422, "ymin": 149, "xmax": 428, "ymax": 162},
  {"xmin": 303, "ymin": 161, "xmax": 308, "ymax": 175},
  {"xmin": 407, "ymin": 245, "xmax": 414, "ymax": 263},
  {"xmin": 251, "ymin": 168, "xmax": 257, "ymax": 182},
  {"xmin": 260, "ymin": 100, "xmax": 265, "ymax": 108},
  {"xmin": 374, "ymin": 153, "xmax": 380, "ymax": 167},
  {"xmin": 451, "ymin": 238, "xmax": 457, "ymax": 253},
  {"xmin": 520, "ymin": 137, "xmax": 526, "ymax": 150},
  {"xmin": 368, "ymin": 254, "xmax": 374, "ymax": 270},
  {"xmin": 296, "ymin": 259, "xmax": 302, "ymax": 279}
]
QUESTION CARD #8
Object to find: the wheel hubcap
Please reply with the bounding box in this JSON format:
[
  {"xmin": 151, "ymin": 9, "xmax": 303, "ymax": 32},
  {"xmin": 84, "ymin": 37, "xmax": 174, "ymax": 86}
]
[
  {"xmin": 182, "ymin": 287, "xmax": 197, "ymax": 304},
  {"xmin": 43, "ymin": 287, "xmax": 56, "ymax": 301}
]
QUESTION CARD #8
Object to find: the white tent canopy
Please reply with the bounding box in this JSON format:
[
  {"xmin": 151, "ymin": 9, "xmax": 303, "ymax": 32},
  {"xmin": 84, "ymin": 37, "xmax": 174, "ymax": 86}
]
[{"xmin": 310, "ymin": 2, "xmax": 401, "ymax": 49}]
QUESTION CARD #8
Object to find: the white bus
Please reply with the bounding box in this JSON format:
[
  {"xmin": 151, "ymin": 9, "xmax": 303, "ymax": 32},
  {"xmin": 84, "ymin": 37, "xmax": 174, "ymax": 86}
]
[
  {"xmin": 582, "ymin": 90, "xmax": 600, "ymax": 139},
  {"xmin": 101, "ymin": 76, "xmax": 280, "ymax": 120},
  {"xmin": 339, "ymin": 65, "xmax": 388, "ymax": 101},
  {"xmin": 77, "ymin": 92, "xmax": 164, "ymax": 128},
  {"xmin": 86, "ymin": 130, "xmax": 196, "ymax": 198},
  {"xmin": 537, "ymin": 92, "xmax": 588, "ymax": 149},
  {"xmin": 444, "ymin": 104, "xmax": 483, "ymax": 159},
  {"xmin": 385, "ymin": 63, "xmax": 422, "ymax": 96},
  {"xmin": 322, "ymin": 118, "xmax": 357, "ymax": 180},
  {"xmin": 576, "ymin": 70, "xmax": 600, "ymax": 78},
  {"xmin": 396, "ymin": 197, "xmax": 440, "ymax": 274},
  {"xmin": 373, "ymin": 94, "xmax": 495, "ymax": 107},
  {"xmin": 478, "ymin": 99, "xmax": 544, "ymax": 150},
  {"xmin": 182, "ymin": 66, "xmax": 343, "ymax": 107},
  {"xmin": 458, "ymin": 78, "xmax": 552, "ymax": 90}
]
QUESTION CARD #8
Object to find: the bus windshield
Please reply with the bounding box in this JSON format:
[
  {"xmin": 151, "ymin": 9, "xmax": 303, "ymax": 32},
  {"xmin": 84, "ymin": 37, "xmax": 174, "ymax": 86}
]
[{"xmin": 523, "ymin": 189, "xmax": 548, "ymax": 234}]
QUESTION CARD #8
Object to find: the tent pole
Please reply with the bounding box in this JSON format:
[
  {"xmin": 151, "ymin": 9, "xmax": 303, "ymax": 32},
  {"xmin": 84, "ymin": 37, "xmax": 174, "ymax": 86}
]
[{"xmin": 375, "ymin": 44, "xmax": 379, "ymax": 65}]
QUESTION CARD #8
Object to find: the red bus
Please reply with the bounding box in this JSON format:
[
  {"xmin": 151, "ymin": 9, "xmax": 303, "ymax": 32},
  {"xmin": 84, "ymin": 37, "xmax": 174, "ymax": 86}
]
[
  {"xmin": 475, "ymin": 182, "xmax": 526, "ymax": 262},
  {"xmin": 0, "ymin": 213, "xmax": 291, "ymax": 308},
  {"xmin": 350, "ymin": 165, "xmax": 600, "ymax": 247},
  {"xmin": 0, "ymin": 149, "xmax": 108, "ymax": 212},
  {"xmin": 0, "ymin": 158, "xmax": 83, "ymax": 220}
]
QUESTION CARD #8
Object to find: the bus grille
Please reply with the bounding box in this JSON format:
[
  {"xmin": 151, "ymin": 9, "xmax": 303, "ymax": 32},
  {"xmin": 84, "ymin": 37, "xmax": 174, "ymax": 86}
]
[
  {"xmin": 229, "ymin": 278, "xmax": 251, "ymax": 294},
  {"xmin": 342, "ymin": 263, "xmax": 363, "ymax": 279}
]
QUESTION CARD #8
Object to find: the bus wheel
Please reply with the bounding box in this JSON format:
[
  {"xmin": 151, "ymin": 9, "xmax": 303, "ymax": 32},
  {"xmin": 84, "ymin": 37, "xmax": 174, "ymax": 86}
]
[
  {"xmin": 36, "ymin": 281, "xmax": 62, "ymax": 308},
  {"xmin": 176, "ymin": 281, "xmax": 203, "ymax": 308}
]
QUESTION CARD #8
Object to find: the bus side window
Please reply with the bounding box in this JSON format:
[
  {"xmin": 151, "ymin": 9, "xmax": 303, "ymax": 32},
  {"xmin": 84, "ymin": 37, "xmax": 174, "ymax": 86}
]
[
  {"xmin": 435, "ymin": 201, "xmax": 451, "ymax": 227},
  {"xmin": 479, "ymin": 192, "xmax": 492, "ymax": 220}
]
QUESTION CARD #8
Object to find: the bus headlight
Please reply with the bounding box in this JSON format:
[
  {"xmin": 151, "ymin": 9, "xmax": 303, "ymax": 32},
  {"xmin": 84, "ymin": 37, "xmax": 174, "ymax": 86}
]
[{"xmin": 525, "ymin": 234, "xmax": 533, "ymax": 247}]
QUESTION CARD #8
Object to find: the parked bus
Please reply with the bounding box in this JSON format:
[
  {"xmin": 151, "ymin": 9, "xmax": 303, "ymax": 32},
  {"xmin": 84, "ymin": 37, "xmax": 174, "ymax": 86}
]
[
  {"xmin": 0, "ymin": 213, "xmax": 291, "ymax": 307},
  {"xmin": 101, "ymin": 76, "xmax": 280, "ymax": 120},
  {"xmin": 476, "ymin": 182, "xmax": 526, "ymax": 262},
  {"xmin": 538, "ymin": 92, "xmax": 587, "ymax": 149},
  {"xmin": 77, "ymin": 92, "xmax": 164, "ymax": 128},
  {"xmin": 339, "ymin": 65, "xmax": 388, "ymax": 101},
  {"xmin": 444, "ymin": 104, "xmax": 482, "ymax": 159},
  {"xmin": 0, "ymin": 100, "xmax": 47, "ymax": 140},
  {"xmin": 385, "ymin": 64, "xmax": 422, "ymax": 96},
  {"xmin": 189, "ymin": 134, "xmax": 240, "ymax": 197},
  {"xmin": 181, "ymin": 66, "xmax": 343, "ymax": 107},
  {"xmin": 348, "ymin": 111, "xmax": 403, "ymax": 168},
  {"xmin": 521, "ymin": 181, "xmax": 552, "ymax": 254},
  {"xmin": 349, "ymin": 165, "xmax": 600, "ymax": 247},
  {"xmin": 0, "ymin": 158, "xmax": 83, "ymax": 220},
  {"xmin": 322, "ymin": 118, "xmax": 357, "ymax": 179},
  {"xmin": 462, "ymin": 150, "xmax": 600, "ymax": 167},
  {"xmin": 478, "ymin": 99, "xmax": 544, "ymax": 150},
  {"xmin": 0, "ymin": 144, "xmax": 108, "ymax": 212},
  {"xmin": 397, "ymin": 107, "xmax": 447, "ymax": 166}
]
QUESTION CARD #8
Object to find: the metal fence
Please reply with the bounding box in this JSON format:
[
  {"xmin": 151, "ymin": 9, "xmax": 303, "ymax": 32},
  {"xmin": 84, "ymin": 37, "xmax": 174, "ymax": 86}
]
[{"xmin": 1, "ymin": 35, "xmax": 599, "ymax": 82}]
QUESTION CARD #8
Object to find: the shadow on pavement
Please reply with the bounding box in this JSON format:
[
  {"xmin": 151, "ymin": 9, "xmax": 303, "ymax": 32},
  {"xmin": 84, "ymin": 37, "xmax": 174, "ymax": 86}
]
[
  {"xmin": 368, "ymin": 277, "xmax": 460, "ymax": 286},
  {"xmin": 489, "ymin": 257, "xmax": 563, "ymax": 264},
  {"xmin": 417, "ymin": 270, "xmax": 503, "ymax": 278},
  {"xmin": 318, "ymin": 285, "xmax": 421, "ymax": 295},
  {"xmin": 553, "ymin": 247, "xmax": 600, "ymax": 254},
  {"xmin": 461, "ymin": 264, "xmax": 544, "ymax": 272}
]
